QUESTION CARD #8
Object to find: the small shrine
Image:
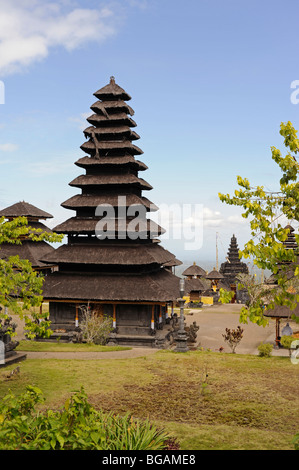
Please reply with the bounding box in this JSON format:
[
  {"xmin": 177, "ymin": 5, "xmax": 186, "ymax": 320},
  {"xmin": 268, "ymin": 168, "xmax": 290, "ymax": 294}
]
[
  {"xmin": 182, "ymin": 262, "xmax": 206, "ymax": 303},
  {"xmin": 0, "ymin": 201, "xmax": 55, "ymax": 274},
  {"xmin": 206, "ymin": 268, "xmax": 224, "ymax": 291},
  {"xmin": 41, "ymin": 77, "xmax": 181, "ymax": 347}
]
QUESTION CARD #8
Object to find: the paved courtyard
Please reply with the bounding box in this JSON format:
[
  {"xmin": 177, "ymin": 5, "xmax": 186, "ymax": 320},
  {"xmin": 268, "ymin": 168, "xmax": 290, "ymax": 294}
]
[{"xmin": 184, "ymin": 303, "xmax": 294, "ymax": 356}]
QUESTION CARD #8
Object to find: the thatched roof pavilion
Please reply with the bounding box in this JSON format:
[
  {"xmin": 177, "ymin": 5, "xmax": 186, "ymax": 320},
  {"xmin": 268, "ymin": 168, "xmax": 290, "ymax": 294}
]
[
  {"xmin": 182, "ymin": 262, "xmax": 206, "ymax": 279},
  {"xmin": 181, "ymin": 262, "xmax": 206, "ymax": 302},
  {"xmin": 41, "ymin": 77, "xmax": 181, "ymax": 346},
  {"xmin": 0, "ymin": 201, "xmax": 55, "ymax": 272}
]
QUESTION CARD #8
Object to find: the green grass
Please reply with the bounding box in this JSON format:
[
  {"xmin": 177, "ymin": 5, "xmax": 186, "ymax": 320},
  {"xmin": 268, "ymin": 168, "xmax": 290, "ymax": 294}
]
[
  {"xmin": 0, "ymin": 350, "xmax": 298, "ymax": 450},
  {"xmin": 16, "ymin": 340, "xmax": 131, "ymax": 352}
]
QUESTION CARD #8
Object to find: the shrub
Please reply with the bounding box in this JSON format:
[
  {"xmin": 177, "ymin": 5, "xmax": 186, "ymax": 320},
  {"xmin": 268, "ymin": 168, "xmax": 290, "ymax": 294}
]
[
  {"xmin": 222, "ymin": 326, "xmax": 244, "ymax": 353},
  {"xmin": 292, "ymin": 433, "xmax": 299, "ymax": 450},
  {"xmin": 0, "ymin": 386, "xmax": 177, "ymax": 450},
  {"xmin": 280, "ymin": 335, "xmax": 299, "ymax": 358},
  {"xmin": 79, "ymin": 305, "xmax": 113, "ymax": 345},
  {"xmin": 258, "ymin": 342, "xmax": 273, "ymax": 357},
  {"xmin": 24, "ymin": 314, "xmax": 52, "ymax": 340}
]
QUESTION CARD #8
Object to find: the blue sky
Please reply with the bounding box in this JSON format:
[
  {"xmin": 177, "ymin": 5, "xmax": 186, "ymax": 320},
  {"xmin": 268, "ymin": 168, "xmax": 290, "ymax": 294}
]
[{"xmin": 0, "ymin": 0, "xmax": 299, "ymax": 270}]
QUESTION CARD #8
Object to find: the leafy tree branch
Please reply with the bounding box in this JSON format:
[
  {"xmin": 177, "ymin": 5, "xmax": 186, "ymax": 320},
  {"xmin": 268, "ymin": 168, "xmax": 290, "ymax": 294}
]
[{"xmin": 218, "ymin": 121, "xmax": 299, "ymax": 326}]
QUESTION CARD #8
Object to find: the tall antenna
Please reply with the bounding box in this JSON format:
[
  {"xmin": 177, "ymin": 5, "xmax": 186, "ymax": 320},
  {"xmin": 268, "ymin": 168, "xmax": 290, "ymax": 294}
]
[{"xmin": 216, "ymin": 232, "xmax": 219, "ymax": 271}]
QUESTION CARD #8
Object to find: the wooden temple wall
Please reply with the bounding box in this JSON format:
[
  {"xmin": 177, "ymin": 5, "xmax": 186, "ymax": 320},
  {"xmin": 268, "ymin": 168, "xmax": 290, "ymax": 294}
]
[{"xmin": 49, "ymin": 301, "xmax": 168, "ymax": 335}]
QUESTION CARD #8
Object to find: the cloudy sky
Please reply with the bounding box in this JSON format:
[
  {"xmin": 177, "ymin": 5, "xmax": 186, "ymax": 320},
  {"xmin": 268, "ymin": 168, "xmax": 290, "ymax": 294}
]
[{"xmin": 0, "ymin": 0, "xmax": 299, "ymax": 269}]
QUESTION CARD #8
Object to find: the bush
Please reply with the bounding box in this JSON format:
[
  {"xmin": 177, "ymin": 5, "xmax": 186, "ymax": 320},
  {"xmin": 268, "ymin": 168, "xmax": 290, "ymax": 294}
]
[
  {"xmin": 79, "ymin": 305, "xmax": 113, "ymax": 345},
  {"xmin": 222, "ymin": 326, "xmax": 244, "ymax": 353},
  {"xmin": 280, "ymin": 335, "xmax": 299, "ymax": 357},
  {"xmin": 280, "ymin": 335, "xmax": 295, "ymax": 350},
  {"xmin": 0, "ymin": 386, "xmax": 177, "ymax": 450},
  {"xmin": 24, "ymin": 314, "xmax": 52, "ymax": 340},
  {"xmin": 258, "ymin": 342, "xmax": 273, "ymax": 357},
  {"xmin": 292, "ymin": 433, "xmax": 299, "ymax": 450}
]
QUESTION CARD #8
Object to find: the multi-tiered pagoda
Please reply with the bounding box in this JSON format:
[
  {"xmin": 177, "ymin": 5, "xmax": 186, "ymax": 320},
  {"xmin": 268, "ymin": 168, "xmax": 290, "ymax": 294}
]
[
  {"xmin": 41, "ymin": 77, "xmax": 180, "ymax": 346},
  {"xmin": 219, "ymin": 234, "xmax": 248, "ymax": 286},
  {"xmin": 0, "ymin": 201, "xmax": 55, "ymax": 274}
]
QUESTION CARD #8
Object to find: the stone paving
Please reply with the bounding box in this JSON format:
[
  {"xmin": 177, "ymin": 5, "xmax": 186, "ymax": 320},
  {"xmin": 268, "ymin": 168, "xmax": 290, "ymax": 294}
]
[{"xmin": 184, "ymin": 303, "xmax": 291, "ymax": 356}]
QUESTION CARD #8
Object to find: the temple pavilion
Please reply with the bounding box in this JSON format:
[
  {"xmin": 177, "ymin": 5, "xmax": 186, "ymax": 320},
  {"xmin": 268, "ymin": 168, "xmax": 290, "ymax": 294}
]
[
  {"xmin": 182, "ymin": 262, "xmax": 206, "ymax": 302},
  {"xmin": 41, "ymin": 77, "xmax": 181, "ymax": 346},
  {"xmin": 0, "ymin": 201, "xmax": 55, "ymax": 274}
]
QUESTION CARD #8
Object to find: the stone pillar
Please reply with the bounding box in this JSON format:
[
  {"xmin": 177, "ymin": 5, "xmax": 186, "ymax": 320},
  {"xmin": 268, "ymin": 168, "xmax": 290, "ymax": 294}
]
[
  {"xmin": 0, "ymin": 340, "xmax": 4, "ymax": 365},
  {"xmin": 174, "ymin": 298, "xmax": 189, "ymax": 352}
]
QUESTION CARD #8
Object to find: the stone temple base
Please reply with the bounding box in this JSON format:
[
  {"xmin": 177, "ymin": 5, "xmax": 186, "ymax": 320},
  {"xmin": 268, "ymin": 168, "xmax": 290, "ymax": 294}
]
[{"xmin": 0, "ymin": 351, "xmax": 27, "ymax": 369}]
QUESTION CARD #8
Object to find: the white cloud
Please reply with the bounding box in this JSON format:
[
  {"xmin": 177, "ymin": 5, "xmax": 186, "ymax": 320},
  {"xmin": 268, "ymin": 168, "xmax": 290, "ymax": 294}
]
[
  {"xmin": 25, "ymin": 159, "xmax": 74, "ymax": 176},
  {"xmin": 0, "ymin": 1, "xmax": 118, "ymax": 75},
  {"xmin": 69, "ymin": 112, "xmax": 90, "ymax": 130},
  {"xmin": 0, "ymin": 143, "xmax": 18, "ymax": 152},
  {"xmin": 227, "ymin": 214, "xmax": 248, "ymax": 225},
  {"xmin": 203, "ymin": 207, "xmax": 224, "ymax": 227}
]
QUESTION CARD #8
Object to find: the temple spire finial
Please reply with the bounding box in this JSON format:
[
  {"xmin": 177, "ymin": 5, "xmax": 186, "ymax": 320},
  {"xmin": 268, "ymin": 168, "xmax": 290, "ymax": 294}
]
[{"xmin": 110, "ymin": 76, "xmax": 115, "ymax": 84}]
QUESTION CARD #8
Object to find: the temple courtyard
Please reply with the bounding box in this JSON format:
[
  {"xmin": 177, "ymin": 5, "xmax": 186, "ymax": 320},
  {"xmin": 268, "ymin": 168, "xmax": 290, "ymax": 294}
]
[{"xmin": 12, "ymin": 303, "xmax": 293, "ymax": 359}]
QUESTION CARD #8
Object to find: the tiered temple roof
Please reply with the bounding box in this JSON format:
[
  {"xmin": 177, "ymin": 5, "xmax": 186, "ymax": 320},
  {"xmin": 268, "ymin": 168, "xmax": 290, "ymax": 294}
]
[
  {"xmin": 219, "ymin": 234, "xmax": 248, "ymax": 285},
  {"xmin": 182, "ymin": 262, "xmax": 206, "ymax": 299},
  {"xmin": 283, "ymin": 225, "xmax": 299, "ymax": 252},
  {"xmin": 182, "ymin": 262, "xmax": 206, "ymax": 278},
  {"xmin": 41, "ymin": 77, "xmax": 180, "ymax": 303},
  {"xmin": 0, "ymin": 201, "xmax": 54, "ymax": 271}
]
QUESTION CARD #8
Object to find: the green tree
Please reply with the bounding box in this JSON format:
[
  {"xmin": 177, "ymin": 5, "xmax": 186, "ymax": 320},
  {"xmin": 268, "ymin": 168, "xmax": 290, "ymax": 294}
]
[
  {"xmin": 0, "ymin": 215, "xmax": 63, "ymax": 336},
  {"xmin": 219, "ymin": 121, "xmax": 299, "ymax": 326}
]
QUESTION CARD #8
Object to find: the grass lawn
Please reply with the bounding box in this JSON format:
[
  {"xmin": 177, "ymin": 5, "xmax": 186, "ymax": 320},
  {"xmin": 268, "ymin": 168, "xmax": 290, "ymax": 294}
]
[
  {"xmin": 16, "ymin": 340, "xmax": 131, "ymax": 352},
  {"xmin": 0, "ymin": 348, "xmax": 298, "ymax": 450}
]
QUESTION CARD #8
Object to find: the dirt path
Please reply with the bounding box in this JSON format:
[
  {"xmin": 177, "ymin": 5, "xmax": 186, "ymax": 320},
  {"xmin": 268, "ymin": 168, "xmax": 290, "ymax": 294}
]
[{"xmin": 24, "ymin": 348, "xmax": 159, "ymax": 360}]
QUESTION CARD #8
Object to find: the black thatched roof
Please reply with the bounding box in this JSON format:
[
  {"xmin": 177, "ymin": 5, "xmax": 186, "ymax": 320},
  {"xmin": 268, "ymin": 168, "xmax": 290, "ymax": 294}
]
[
  {"xmin": 93, "ymin": 76, "xmax": 132, "ymax": 101},
  {"xmin": 182, "ymin": 262, "xmax": 206, "ymax": 277},
  {"xmin": 0, "ymin": 201, "xmax": 53, "ymax": 220},
  {"xmin": 61, "ymin": 194, "xmax": 158, "ymax": 211},
  {"xmin": 52, "ymin": 217, "xmax": 165, "ymax": 236},
  {"xmin": 284, "ymin": 225, "xmax": 298, "ymax": 251},
  {"xmin": 69, "ymin": 173, "xmax": 152, "ymax": 190},
  {"xmin": 80, "ymin": 140, "xmax": 143, "ymax": 157},
  {"xmin": 264, "ymin": 304, "xmax": 299, "ymax": 319},
  {"xmin": 0, "ymin": 240, "xmax": 54, "ymax": 268},
  {"xmin": 75, "ymin": 155, "xmax": 147, "ymax": 171},
  {"xmin": 90, "ymin": 99, "xmax": 135, "ymax": 117},
  {"xmin": 163, "ymin": 258, "xmax": 183, "ymax": 267},
  {"xmin": 185, "ymin": 278, "xmax": 205, "ymax": 293},
  {"xmin": 87, "ymin": 112, "xmax": 137, "ymax": 127},
  {"xmin": 83, "ymin": 125, "xmax": 140, "ymax": 140},
  {"xmin": 206, "ymin": 269, "xmax": 224, "ymax": 280},
  {"xmin": 42, "ymin": 269, "xmax": 180, "ymax": 302},
  {"xmin": 41, "ymin": 243, "xmax": 176, "ymax": 266}
]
